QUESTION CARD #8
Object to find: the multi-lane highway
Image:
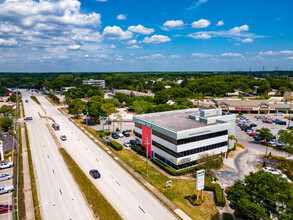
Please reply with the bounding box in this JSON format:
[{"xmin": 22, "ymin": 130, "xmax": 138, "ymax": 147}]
[
  {"xmin": 22, "ymin": 91, "xmax": 94, "ymax": 220},
  {"xmin": 30, "ymin": 92, "xmax": 177, "ymax": 220}
]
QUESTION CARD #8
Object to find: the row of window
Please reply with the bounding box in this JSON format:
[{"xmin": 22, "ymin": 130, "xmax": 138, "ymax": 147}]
[
  {"xmin": 177, "ymin": 130, "xmax": 228, "ymax": 145},
  {"xmin": 152, "ymin": 141, "xmax": 228, "ymax": 158},
  {"xmin": 154, "ymin": 153, "xmax": 198, "ymax": 170}
]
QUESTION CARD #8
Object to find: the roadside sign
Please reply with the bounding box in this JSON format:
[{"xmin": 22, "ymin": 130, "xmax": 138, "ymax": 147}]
[
  {"xmin": 8, "ymin": 113, "xmax": 13, "ymax": 119},
  {"xmin": 166, "ymin": 180, "xmax": 172, "ymax": 188},
  {"xmin": 196, "ymin": 169, "xmax": 205, "ymax": 191},
  {"xmin": 8, "ymin": 92, "xmax": 13, "ymax": 96}
]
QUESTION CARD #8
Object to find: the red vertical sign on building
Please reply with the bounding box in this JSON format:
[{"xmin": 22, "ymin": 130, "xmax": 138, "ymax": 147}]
[{"xmin": 142, "ymin": 125, "xmax": 152, "ymax": 157}]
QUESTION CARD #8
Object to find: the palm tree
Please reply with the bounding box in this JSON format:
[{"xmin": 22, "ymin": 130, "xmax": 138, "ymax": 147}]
[{"xmin": 227, "ymin": 135, "xmax": 238, "ymax": 158}]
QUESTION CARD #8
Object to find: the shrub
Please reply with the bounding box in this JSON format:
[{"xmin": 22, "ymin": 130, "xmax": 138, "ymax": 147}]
[
  {"xmin": 126, "ymin": 129, "xmax": 132, "ymax": 132},
  {"xmin": 108, "ymin": 141, "xmax": 123, "ymax": 151},
  {"xmin": 104, "ymin": 131, "xmax": 111, "ymax": 136},
  {"xmin": 204, "ymin": 183, "xmax": 226, "ymax": 207},
  {"xmin": 151, "ymin": 159, "xmax": 197, "ymax": 176},
  {"xmin": 115, "ymin": 128, "xmax": 120, "ymax": 132},
  {"xmin": 48, "ymin": 94, "xmax": 60, "ymax": 104},
  {"xmin": 99, "ymin": 132, "xmax": 107, "ymax": 138},
  {"xmin": 185, "ymin": 195, "xmax": 205, "ymax": 206},
  {"xmin": 223, "ymin": 213, "xmax": 234, "ymax": 220}
]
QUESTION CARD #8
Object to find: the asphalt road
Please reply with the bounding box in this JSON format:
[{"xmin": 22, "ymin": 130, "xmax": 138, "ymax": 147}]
[
  {"xmin": 36, "ymin": 94, "xmax": 177, "ymax": 220},
  {"xmin": 22, "ymin": 91, "xmax": 94, "ymax": 220}
]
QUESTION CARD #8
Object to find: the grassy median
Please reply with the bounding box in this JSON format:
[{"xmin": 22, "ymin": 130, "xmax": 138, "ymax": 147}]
[
  {"xmin": 59, "ymin": 148, "xmax": 121, "ymax": 220},
  {"xmin": 30, "ymin": 96, "xmax": 40, "ymax": 105},
  {"xmin": 24, "ymin": 123, "xmax": 41, "ymax": 220}
]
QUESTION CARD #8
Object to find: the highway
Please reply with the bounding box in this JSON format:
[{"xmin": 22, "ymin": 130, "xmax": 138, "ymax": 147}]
[
  {"xmin": 22, "ymin": 91, "xmax": 94, "ymax": 220},
  {"xmin": 34, "ymin": 93, "xmax": 177, "ymax": 220}
]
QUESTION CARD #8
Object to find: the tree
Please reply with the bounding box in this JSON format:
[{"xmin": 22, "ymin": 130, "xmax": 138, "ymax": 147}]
[
  {"xmin": 68, "ymin": 99, "xmax": 85, "ymax": 117},
  {"xmin": 131, "ymin": 100, "xmax": 153, "ymax": 114},
  {"xmin": 0, "ymin": 116, "xmax": 12, "ymax": 131},
  {"xmin": 197, "ymin": 154, "xmax": 222, "ymax": 176},
  {"xmin": 227, "ymin": 171, "xmax": 293, "ymax": 220},
  {"xmin": 278, "ymin": 130, "xmax": 293, "ymax": 156},
  {"xmin": 256, "ymin": 127, "xmax": 273, "ymax": 140},
  {"xmin": 101, "ymin": 103, "xmax": 115, "ymax": 117},
  {"xmin": 152, "ymin": 82, "xmax": 166, "ymax": 93},
  {"xmin": 238, "ymin": 93, "xmax": 244, "ymax": 99},
  {"xmin": 154, "ymin": 92, "xmax": 168, "ymax": 105},
  {"xmin": 0, "ymin": 105, "xmax": 13, "ymax": 116}
]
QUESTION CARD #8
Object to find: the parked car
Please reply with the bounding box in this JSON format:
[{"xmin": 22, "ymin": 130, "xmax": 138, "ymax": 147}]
[
  {"xmin": 0, "ymin": 204, "xmax": 12, "ymax": 214},
  {"xmin": 263, "ymin": 167, "xmax": 282, "ymax": 175},
  {"xmin": 103, "ymin": 137, "xmax": 111, "ymax": 144},
  {"xmin": 122, "ymin": 131, "xmax": 130, "ymax": 137},
  {"xmin": 276, "ymin": 142, "xmax": 286, "ymax": 147},
  {"xmin": 240, "ymin": 116, "xmax": 247, "ymax": 120},
  {"xmin": 275, "ymin": 120, "xmax": 286, "ymax": 125},
  {"xmin": 254, "ymin": 136, "xmax": 265, "ymax": 141},
  {"xmin": 249, "ymin": 124, "xmax": 257, "ymax": 128},
  {"xmin": 89, "ymin": 169, "xmax": 101, "ymax": 179},
  {"xmin": 268, "ymin": 139, "xmax": 278, "ymax": 145},
  {"xmin": 60, "ymin": 135, "xmax": 67, "ymax": 141},
  {"xmin": 246, "ymin": 129, "xmax": 254, "ymax": 134},
  {"xmin": 263, "ymin": 119, "xmax": 273, "ymax": 124},
  {"xmin": 123, "ymin": 142, "xmax": 131, "ymax": 148},
  {"xmin": 274, "ymin": 112, "xmax": 283, "ymax": 116},
  {"xmin": 0, "ymin": 174, "xmax": 13, "ymax": 182},
  {"xmin": 130, "ymin": 139, "xmax": 136, "ymax": 145},
  {"xmin": 0, "ymin": 162, "xmax": 13, "ymax": 170},
  {"xmin": 116, "ymin": 132, "xmax": 124, "ymax": 138},
  {"xmin": 24, "ymin": 117, "xmax": 33, "ymax": 120},
  {"xmin": 249, "ymin": 132, "xmax": 256, "ymax": 136},
  {"xmin": 240, "ymin": 125, "xmax": 248, "ymax": 130},
  {"xmin": 0, "ymin": 185, "xmax": 14, "ymax": 194},
  {"xmin": 287, "ymin": 126, "xmax": 293, "ymax": 130},
  {"xmin": 256, "ymin": 116, "xmax": 263, "ymax": 120},
  {"xmin": 111, "ymin": 133, "xmax": 119, "ymax": 139}
]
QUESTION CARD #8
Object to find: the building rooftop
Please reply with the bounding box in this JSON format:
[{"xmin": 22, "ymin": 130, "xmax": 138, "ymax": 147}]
[{"xmin": 137, "ymin": 109, "xmax": 217, "ymax": 132}]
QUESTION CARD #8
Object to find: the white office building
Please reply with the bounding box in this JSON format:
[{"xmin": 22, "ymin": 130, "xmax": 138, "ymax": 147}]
[
  {"xmin": 82, "ymin": 79, "xmax": 105, "ymax": 88},
  {"xmin": 133, "ymin": 108, "xmax": 235, "ymax": 169}
]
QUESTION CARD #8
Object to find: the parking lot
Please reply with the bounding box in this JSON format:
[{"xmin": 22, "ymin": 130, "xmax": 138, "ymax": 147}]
[{"xmin": 0, "ymin": 166, "xmax": 13, "ymax": 220}]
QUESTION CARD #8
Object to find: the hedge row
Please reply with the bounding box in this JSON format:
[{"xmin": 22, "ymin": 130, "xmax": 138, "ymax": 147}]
[
  {"xmin": 99, "ymin": 131, "xmax": 111, "ymax": 138},
  {"xmin": 48, "ymin": 94, "xmax": 60, "ymax": 104},
  {"xmin": 151, "ymin": 158, "xmax": 197, "ymax": 176},
  {"xmin": 131, "ymin": 145, "xmax": 147, "ymax": 157},
  {"xmin": 30, "ymin": 96, "xmax": 40, "ymax": 105},
  {"xmin": 205, "ymin": 183, "xmax": 226, "ymax": 207},
  {"xmin": 108, "ymin": 141, "xmax": 123, "ymax": 151}
]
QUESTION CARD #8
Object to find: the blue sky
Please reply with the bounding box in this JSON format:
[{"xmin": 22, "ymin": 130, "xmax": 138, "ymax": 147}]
[{"xmin": 0, "ymin": 0, "xmax": 293, "ymax": 72}]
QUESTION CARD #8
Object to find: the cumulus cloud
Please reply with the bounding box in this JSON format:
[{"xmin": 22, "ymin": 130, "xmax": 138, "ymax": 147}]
[
  {"xmin": 230, "ymin": 25, "xmax": 249, "ymax": 33},
  {"xmin": 102, "ymin": 26, "xmax": 133, "ymax": 40},
  {"xmin": 142, "ymin": 35, "xmax": 171, "ymax": 44},
  {"xmin": 138, "ymin": 54, "xmax": 166, "ymax": 60},
  {"xmin": 169, "ymin": 55, "xmax": 182, "ymax": 58},
  {"xmin": 117, "ymin": 14, "xmax": 127, "ymax": 20},
  {"xmin": 124, "ymin": 39, "xmax": 137, "ymax": 45},
  {"xmin": 241, "ymin": 38, "xmax": 253, "ymax": 43},
  {"xmin": 221, "ymin": 53, "xmax": 243, "ymax": 57},
  {"xmin": 191, "ymin": 53, "xmax": 213, "ymax": 57},
  {"xmin": 0, "ymin": 38, "xmax": 17, "ymax": 46},
  {"xmin": 216, "ymin": 21, "xmax": 224, "ymax": 26},
  {"xmin": 68, "ymin": 45, "xmax": 81, "ymax": 50},
  {"xmin": 163, "ymin": 20, "xmax": 184, "ymax": 28},
  {"xmin": 191, "ymin": 19, "xmax": 210, "ymax": 28},
  {"xmin": 258, "ymin": 50, "xmax": 293, "ymax": 55},
  {"xmin": 127, "ymin": 25, "xmax": 154, "ymax": 35},
  {"xmin": 188, "ymin": 33, "xmax": 211, "ymax": 39}
]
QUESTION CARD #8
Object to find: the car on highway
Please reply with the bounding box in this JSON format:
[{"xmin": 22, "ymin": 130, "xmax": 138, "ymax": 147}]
[
  {"xmin": 263, "ymin": 167, "xmax": 282, "ymax": 175},
  {"xmin": 60, "ymin": 135, "xmax": 67, "ymax": 141},
  {"xmin": 116, "ymin": 132, "xmax": 124, "ymax": 138},
  {"xmin": 123, "ymin": 141, "xmax": 131, "ymax": 148},
  {"xmin": 89, "ymin": 169, "xmax": 101, "ymax": 179},
  {"xmin": 52, "ymin": 123, "xmax": 60, "ymax": 131},
  {"xmin": 0, "ymin": 185, "xmax": 14, "ymax": 194},
  {"xmin": 0, "ymin": 162, "xmax": 13, "ymax": 170},
  {"xmin": 122, "ymin": 131, "xmax": 130, "ymax": 137},
  {"xmin": 0, "ymin": 174, "xmax": 13, "ymax": 182},
  {"xmin": 24, "ymin": 117, "xmax": 33, "ymax": 120},
  {"xmin": 263, "ymin": 119, "xmax": 273, "ymax": 124},
  {"xmin": 111, "ymin": 133, "xmax": 119, "ymax": 139},
  {"xmin": 0, "ymin": 204, "xmax": 12, "ymax": 214}
]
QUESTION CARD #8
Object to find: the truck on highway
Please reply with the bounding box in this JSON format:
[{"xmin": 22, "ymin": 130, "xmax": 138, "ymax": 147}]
[{"xmin": 52, "ymin": 123, "xmax": 60, "ymax": 131}]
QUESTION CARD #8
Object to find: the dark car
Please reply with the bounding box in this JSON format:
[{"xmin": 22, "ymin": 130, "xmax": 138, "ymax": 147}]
[
  {"xmin": 24, "ymin": 117, "xmax": 33, "ymax": 120},
  {"xmin": 0, "ymin": 204, "xmax": 12, "ymax": 214},
  {"xmin": 111, "ymin": 133, "xmax": 119, "ymax": 139},
  {"xmin": 240, "ymin": 125, "xmax": 248, "ymax": 130},
  {"xmin": 249, "ymin": 124, "xmax": 257, "ymax": 128},
  {"xmin": 130, "ymin": 139, "xmax": 136, "ymax": 146},
  {"xmin": 25, "ymin": 100, "xmax": 28, "ymax": 103},
  {"xmin": 275, "ymin": 120, "xmax": 286, "ymax": 125},
  {"xmin": 287, "ymin": 126, "xmax": 293, "ymax": 130},
  {"xmin": 89, "ymin": 169, "xmax": 101, "ymax": 179},
  {"xmin": 122, "ymin": 131, "xmax": 130, "ymax": 137}
]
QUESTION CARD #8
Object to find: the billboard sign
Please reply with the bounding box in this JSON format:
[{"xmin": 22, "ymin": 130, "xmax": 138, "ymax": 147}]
[
  {"xmin": 196, "ymin": 169, "xmax": 205, "ymax": 191},
  {"xmin": 166, "ymin": 180, "xmax": 172, "ymax": 188},
  {"xmin": 8, "ymin": 92, "xmax": 13, "ymax": 97},
  {"xmin": 142, "ymin": 125, "xmax": 152, "ymax": 157}
]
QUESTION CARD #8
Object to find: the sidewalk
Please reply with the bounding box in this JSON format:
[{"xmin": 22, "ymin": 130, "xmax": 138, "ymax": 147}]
[
  {"xmin": 223, "ymin": 147, "xmax": 245, "ymax": 170},
  {"xmin": 21, "ymin": 122, "xmax": 35, "ymax": 220}
]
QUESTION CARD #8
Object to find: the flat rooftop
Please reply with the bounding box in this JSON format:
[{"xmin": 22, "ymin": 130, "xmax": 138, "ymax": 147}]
[{"xmin": 138, "ymin": 109, "xmax": 217, "ymax": 132}]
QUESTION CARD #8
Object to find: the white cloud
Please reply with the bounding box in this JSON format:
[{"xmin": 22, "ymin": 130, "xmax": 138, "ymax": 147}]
[
  {"xmin": 102, "ymin": 26, "xmax": 133, "ymax": 40},
  {"xmin": 127, "ymin": 45, "xmax": 141, "ymax": 49},
  {"xmin": 221, "ymin": 53, "xmax": 243, "ymax": 57},
  {"xmin": 163, "ymin": 20, "xmax": 184, "ymax": 28},
  {"xmin": 216, "ymin": 21, "xmax": 224, "ymax": 26},
  {"xmin": 188, "ymin": 33, "xmax": 211, "ymax": 39},
  {"xmin": 142, "ymin": 35, "xmax": 171, "ymax": 44},
  {"xmin": 127, "ymin": 25, "xmax": 154, "ymax": 35},
  {"xmin": 191, "ymin": 19, "xmax": 210, "ymax": 28},
  {"xmin": 0, "ymin": 38, "xmax": 17, "ymax": 46},
  {"xmin": 280, "ymin": 50, "xmax": 293, "ymax": 54},
  {"xmin": 117, "ymin": 14, "xmax": 126, "ymax": 20},
  {"xmin": 241, "ymin": 38, "xmax": 253, "ymax": 43},
  {"xmin": 189, "ymin": 0, "xmax": 208, "ymax": 9},
  {"xmin": 138, "ymin": 54, "xmax": 166, "ymax": 60},
  {"xmin": 258, "ymin": 50, "xmax": 293, "ymax": 55},
  {"xmin": 191, "ymin": 53, "xmax": 213, "ymax": 57},
  {"xmin": 68, "ymin": 45, "xmax": 81, "ymax": 50},
  {"xmin": 230, "ymin": 25, "xmax": 249, "ymax": 33},
  {"xmin": 169, "ymin": 55, "xmax": 182, "ymax": 58},
  {"xmin": 124, "ymin": 39, "xmax": 137, "ymax": 45},
  {"xmin": 109, "ymin": 44, "xmax": 116, "ymax": 49}
]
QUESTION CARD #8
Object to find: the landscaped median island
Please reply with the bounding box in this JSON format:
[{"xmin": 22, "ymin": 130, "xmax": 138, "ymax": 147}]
[
  {"xmin": 59, "ymin": 148, "xmax": 121, "ymax": 220},
  {"xmin": 73, "ymin": 118, "xmax": 219, "ymax": 220},
  {"xmin": 24, "ymin": 123, "xmax": 41, "ymax": 220},
  {"xmin": 30, "ymin": 96, "xmax": 41, "ymax": 105}
]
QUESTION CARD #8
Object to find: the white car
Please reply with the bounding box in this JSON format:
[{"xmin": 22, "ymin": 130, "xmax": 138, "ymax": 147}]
[
  {"xmin": 246, "ymin": 129, "xmax": 254, "ymax": 134},
  {"xmin": 116, "ymin": 132, "xmax": 124, "ymax": 138},
  {"xmin": 0, "ymin": 185, "xmax": 14, "ymax": 194},
  {"xmin": 268, "ymin": 140, "xmax": 278, "ymax": 145},
  {"xmin": 0, "ymin": 162, "xmax": 13, "ymax": 170},
  {"xmin": 275, "ymin": 113, "xmax": 283, "ymax": 116},
  {"xmin": 123, "ymin": 142, "xmax": 131, "ymax": 148},
  {"xmin": 0, "ymin": 174, "xmax": 13, "ymax": 182},
  {"xmin": 281, "ymin": 174, "xmax": 292, "ymax": 183},
  {"xmin": 60, "ymin": 135, "xmax": 67, "ymax": 141},
  {"xmin": 263, "ymin": 167, "xmax": 282, "ymax": 175}
]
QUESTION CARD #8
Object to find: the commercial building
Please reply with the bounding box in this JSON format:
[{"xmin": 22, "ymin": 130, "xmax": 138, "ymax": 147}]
[
  {"xmin": 133, "ymin": 108, "xmax": 235, "ymax": 170},
  {"xmin": 82, "ymin": 79, "xmax": 105, "ymax": 88}
]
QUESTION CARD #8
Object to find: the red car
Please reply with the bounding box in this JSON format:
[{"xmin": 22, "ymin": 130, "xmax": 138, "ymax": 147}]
[
  {"xmin": 263, "ymin": 119, "xmax": 273, "ymax": 124},
  {"xmin": 249, "ymin": 132, "xmax": 256, "ymax": 136},
  {"xmin": 0, "ymin": 204, "xmax": 12, "ymax": 214}
]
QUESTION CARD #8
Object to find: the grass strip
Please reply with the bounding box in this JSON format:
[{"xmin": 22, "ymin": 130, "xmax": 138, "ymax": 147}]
[
  {"xmin": 30, "ymin": 96, "xmax": 40, "ymax": 105},
  {"xmin": 21, "ymin": 101, "xmax": 25, "ymax": 118},
  {"xmin": 24, "ymin": 123, "xmax": 41, "ymax": 220},
  {"xmin": 59, "ymin": 148, "xmax": 121, "ymax": 220}
]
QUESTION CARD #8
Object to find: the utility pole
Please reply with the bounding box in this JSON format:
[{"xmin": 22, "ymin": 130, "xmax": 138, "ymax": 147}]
[{"xmin": 16, "ymin": 87, "xmax": 20, "ymax": 220}]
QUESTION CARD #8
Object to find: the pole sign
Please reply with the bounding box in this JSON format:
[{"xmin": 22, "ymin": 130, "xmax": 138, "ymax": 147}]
[
  {"xmin": 8, "ymin": 92, "xmax": 13, "ymax": 97},
  {"xmin": 8, "ymin": 113, "xmax": 13, "ymax": 119},
  {"xmin": 196, "ymin": 169, "xmax": 205, "ymax": 191},
  {"xmin": 166, "ymin": 180, "xmax": 172, "ymax": 188}
]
